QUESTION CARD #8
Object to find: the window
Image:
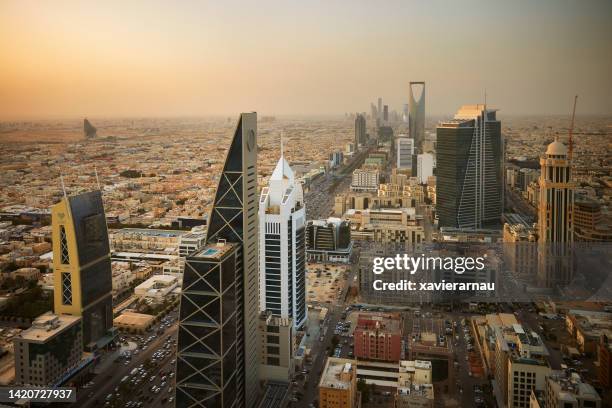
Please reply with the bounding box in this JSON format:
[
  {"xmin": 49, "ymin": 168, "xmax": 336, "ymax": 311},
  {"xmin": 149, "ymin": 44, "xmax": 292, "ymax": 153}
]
[
  {"xmin": 61, "ymin": 273, "xmax": 72, "ymax": 305},
  {"xmin": 60, "ymin": 226, "xmax": 70, "ymax": 264},
  {"xmin": 267, "ymin": 346, "xmax": 279, "ymax": 355},
  {"xmin": 266, "ymin": 335, "xmax": 279, "ymax": 344},
  {"xmin": 267, "ymin": 357, "xmax": 280, "ymax": 366}
]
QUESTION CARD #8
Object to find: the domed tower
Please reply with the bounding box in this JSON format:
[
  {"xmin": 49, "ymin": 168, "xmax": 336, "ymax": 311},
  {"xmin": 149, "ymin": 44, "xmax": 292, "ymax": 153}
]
[
  {"xmin": 538, "ymin": 140, "xmax": 575, "ymax": 243},
  {"xmin": 537, "ymin": 139, "xmax": 575, "ymax": 288}
]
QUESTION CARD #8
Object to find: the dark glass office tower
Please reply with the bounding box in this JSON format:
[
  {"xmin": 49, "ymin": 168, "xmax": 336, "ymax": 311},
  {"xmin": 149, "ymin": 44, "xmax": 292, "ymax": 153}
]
[
  {"xmin": 354, "ymin": 114, "xmax": 366, "ymax": 148},
  {"xmin": 436, "ymin": 105, "xmax": 502, "ymax": 229},
  {"xmin": 52, "ymin": 190, "xmax": 114, "ymax": 350},
  {"xmin": 177, "ymin": 113, "xmax": 259, "ymax": 408}
]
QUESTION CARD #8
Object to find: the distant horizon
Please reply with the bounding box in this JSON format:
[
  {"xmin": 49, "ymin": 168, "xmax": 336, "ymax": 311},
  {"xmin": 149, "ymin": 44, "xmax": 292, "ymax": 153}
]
[
  {"xmin": 2, "ymin": 111, "xmax": 612, "ymax": 123},
  {"xmin": 1, "ymin": 1, "xmax": 611, "ymax": 118}
]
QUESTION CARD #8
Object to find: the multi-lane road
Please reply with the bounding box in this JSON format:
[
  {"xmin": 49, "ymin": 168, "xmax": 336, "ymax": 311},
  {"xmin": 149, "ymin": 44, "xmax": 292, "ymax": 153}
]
[{"xmin": 71, "ymin": 319, "xmax": 178, "ymax": 408}]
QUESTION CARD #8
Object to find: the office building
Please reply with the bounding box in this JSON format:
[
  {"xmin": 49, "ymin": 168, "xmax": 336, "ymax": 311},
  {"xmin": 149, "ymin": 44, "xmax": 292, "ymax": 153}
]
[
  {"xmin": 319, "ymin": 358, "xmax": 359, "ymax": 408},
  {"xmin": 345, "ymin": 208, "xmax": 424, "ymax": 244},
  {"xmin": 258, "ymin": 151, "xmax": 307, "ymax": 329},
  {"xmin": 329, "ymin": 151, "xmax": 344, "ymax": 168},
  {"xmin": 573, "ymin": 198, "xmax": 612, "ymax": 241},
  {"xmin": 354, "ymin": 312, "xmax": 403, "ymax": 362},
  {"xmin": 504, "ymin": 326, "xmax": 550, "ymax": 408},
  {"xmin": 402, "ymin": 103, "xmax": 409, "ymax": 123},
  {"xmin": 305, "ymin": 218, "xmax": 352, "ymax": 263},
  {"xmin": 377, "ymin": 98, "xmax": 382, "ymax": 123},
  {"xmin": 258, "ymin": 312, "xmax": 295, "ymax": 383},
  {"xmin": 351, "ymin": 169, "xmax": 379, "ymax": 192},
  {"xmin": 377, "ymin": 126, "xmax": 394, "ymax": 143},
  {"xmin": 543, "ymin": 372, "xmax": 601, "ymax": 408},
  {"xmin": 355, "ymin": 114, "xmax": 366, "ymax": 148},
  {"xmin": 52, "ymin": 190, "xmax": 114, "ymax": 349},
  {"xmin": 178, "ymin": 229, "xmax": 207, "ymax": 271},
  {"xmin": 538, "ymin": 140, "xmax": 575, "ymax": 243},
  {"xmin": 436, "ymin": 104, "xmax": 503, "ymax": 229},
  {"xmin": 537, "ymin": 140, "xmax": 575, "ymax": 288},
  {"xmin": 110, "ymin": 228, "xmax": 185, "ymax": 253},
  {"xmin": 14, "ymin": 312, "xmax": 84, "ymax": 386},
  {"xmin": 397, "ymin": 137, "xmax": 414, "ymax": 170},
  {"xmin": 409, "ymin": 82, "xmax": 425, "ymax": 153},
  {"xmin": 83, "ymin": 118, "xmax": 97, "ymax": 139},
  {"xmin": 416, "ymin": 153, "xmax": 434, "ymax": 185},
  {"xmin": 503, "ymin": 215, "xmax": 537, "ymax": 280},
  {"xmin": 177, "ymin": 112, "xmax": 259, "ymax": 408},
  {"xmin": 383, "ymin": 105, "xmax": 389, "ymax": 122}
]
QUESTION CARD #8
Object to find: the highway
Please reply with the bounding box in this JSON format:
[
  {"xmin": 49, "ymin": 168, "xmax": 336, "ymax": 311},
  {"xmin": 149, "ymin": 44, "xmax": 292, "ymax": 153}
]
[{"xmin": 71, "ymin": 316, "xmax": 178, "ymax": 408}]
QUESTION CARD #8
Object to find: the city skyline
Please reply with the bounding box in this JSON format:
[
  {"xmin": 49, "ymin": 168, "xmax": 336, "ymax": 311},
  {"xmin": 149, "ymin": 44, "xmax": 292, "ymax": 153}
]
[{"xmin": 1, "ymin": 0, "xmax": 611, "ymax": 119}]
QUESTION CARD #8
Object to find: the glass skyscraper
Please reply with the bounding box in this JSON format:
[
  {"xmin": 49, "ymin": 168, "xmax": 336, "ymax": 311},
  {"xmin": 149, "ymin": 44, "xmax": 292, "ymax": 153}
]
[
  {"xmin": 176, "ymin": 112, "xmax": 259, "ymax": 408},
  {"xmin": 51, "ymin": 190, "xmax": 114, "ymax": 350},
  {"xmin": 436, "ymin": 105, "xmax": 503, "ymax": 229}
]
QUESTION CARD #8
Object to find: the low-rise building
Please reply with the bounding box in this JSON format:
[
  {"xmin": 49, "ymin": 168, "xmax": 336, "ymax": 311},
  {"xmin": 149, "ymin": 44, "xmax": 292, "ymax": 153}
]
[
  {"xmin": 113, "ymin": 311, "xmax": 156, "ymax": 334},
  {"xmin": 354, "ymin": 312, "xmax": 402, "ymax": 362},
  {"xmin": 134, "ymin": 274, "xmax": 179, "ymax": 302},
  {"xmin": 305, "ymin": 218, "xmax": 352, "ymax": 263},
  {"xmin": 543, "ymin": 371, "xmax": 601, "ymax": 408},
  {"xmin": 565, "ymin": 309, "xmax": 612, "ymax": 355},
  {"xmin": 319, "ymin": 357, "xmax": 360, "ymax": 408},
  {"xmin": 14, "ymin": 313, "xmax": 83, "ymax": 386}
]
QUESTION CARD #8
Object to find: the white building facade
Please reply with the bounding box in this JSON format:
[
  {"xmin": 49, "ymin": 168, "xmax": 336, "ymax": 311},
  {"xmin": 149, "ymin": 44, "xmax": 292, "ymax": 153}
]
[
  {"xmin": 396, "ymin": 137, "xmax": 414, "ymax": 170},
  {"xmin": 416, "ymin": 153, "xmax": 434, "ymax": 184},
  {"xmin": 259, "ymin": 153, "xmax": 307, "ymax": 330}
]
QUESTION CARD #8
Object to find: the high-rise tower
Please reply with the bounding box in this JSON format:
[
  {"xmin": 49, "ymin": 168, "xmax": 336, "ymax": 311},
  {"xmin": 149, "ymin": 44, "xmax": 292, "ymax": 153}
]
[
  {"xmin": 258, "ymin": 147, "xmax": 307, "ymax": 330},
  {"xmin": 409, "ymin": 82, "xmax": 425, "ymax": 154},
  {"xmin": 176, "ymin": 113, "xmax": 259, "ymax": 407},
  {"xmin": 436, "ymin": 105, "xmax": 503, "ymax": 229},
  {"xmin": 396, "ymin": 137, "xmax": 414, "ymax": 170},
  {"xmin": 51, "ymin": 190, "xmax": 114, "ymax": 349},
  {"xmin": 538, "ymin": 140, "xmax": 574, "ymax": 243},
  {"xmin": 537, "ymin": 140, "xmax": 575, "ymax": 288},
  {"xmin": 354, "ymin": 114, "xmax": 366, "ymax": 148}
]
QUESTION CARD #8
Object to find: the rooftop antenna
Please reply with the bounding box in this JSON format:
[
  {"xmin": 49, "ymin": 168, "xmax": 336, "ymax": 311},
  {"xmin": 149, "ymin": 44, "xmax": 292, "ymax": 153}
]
[{"xmin": 568, "ymin": 95, "xmax": 578, "ymax": 160}]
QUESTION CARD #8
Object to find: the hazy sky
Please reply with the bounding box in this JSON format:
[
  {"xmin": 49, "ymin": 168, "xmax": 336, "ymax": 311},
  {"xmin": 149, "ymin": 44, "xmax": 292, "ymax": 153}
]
[{"xmin": 1, "ymin": 0, "xmax": 611, "ymax": 118}]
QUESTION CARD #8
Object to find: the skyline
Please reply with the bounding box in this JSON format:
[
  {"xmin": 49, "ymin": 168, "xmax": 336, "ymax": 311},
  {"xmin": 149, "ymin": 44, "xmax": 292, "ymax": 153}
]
[{"xmin": 1, "ymin": 0, "xmax": 611, "ymax": 119}]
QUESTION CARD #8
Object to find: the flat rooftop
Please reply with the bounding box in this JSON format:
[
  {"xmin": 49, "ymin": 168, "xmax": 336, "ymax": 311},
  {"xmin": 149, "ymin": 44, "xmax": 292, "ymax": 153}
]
[
  {"xmin": 192, "ymin": 241, "xmax": 237, "ymax": 260},
  {"xmin": 16, "ymin": 312, "xmax": 81, "ymax": 343},
  {"xmin": 114, "ymin": 228, "xmax": 186, "ymax": 238},
  {"xmin": 320, "ymin": 358, "xmax": 355, "ymax": 390}
]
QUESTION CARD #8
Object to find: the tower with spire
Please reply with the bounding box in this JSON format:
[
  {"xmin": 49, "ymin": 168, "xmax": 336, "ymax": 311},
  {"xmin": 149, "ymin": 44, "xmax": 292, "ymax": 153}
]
[{"xmin": 258, "ymin": 137, "xmax": 307, "ymax": 330}]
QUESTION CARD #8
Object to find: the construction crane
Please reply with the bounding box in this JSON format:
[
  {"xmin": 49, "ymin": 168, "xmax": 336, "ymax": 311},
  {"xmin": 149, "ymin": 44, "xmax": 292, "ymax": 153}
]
[{"xmin": 568, "ymin": 95, "xmax": 578, "ymax": 160}]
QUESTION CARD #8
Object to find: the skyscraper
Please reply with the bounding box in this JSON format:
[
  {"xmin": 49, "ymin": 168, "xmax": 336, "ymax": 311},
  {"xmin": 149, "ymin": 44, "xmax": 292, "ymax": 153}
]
[
  {"xmin": 383, "ymin": 105, "xmax": 389, "ymax": 123},
  {"xmin": 377, "ymin": 97, "xmax": 382, "ymax": 122},
  {"xmin": 177, "ymin": 112, "xmax": 259, "ymax": 407},
  {"xmin": 258, "ymin": 149, "xmax": 307, "ymax": 330},
  {"xmin": 537, "ymin": 140, "xmax": 575, "ymax": 288},
  {"xmin": 409, "ymin": 82, "xmax": 425, "ymax": 153},
  {"xmin": 436, "ymin": 105, "xmax": 503, "ymax": 229},
  {"xmin": 354, "ymin": 114, "xmax": 366, "ymax": 148},
  {"xmin": 396, "ymin": 137, "xmax": 414, "ymax": 170},
  {"xmin": 51, "ymin": 190, "xmax": 114, "ymax": 350},
  {"xmin": 538, "ymin": 140, "xmax": 574, "ymax": 243}
]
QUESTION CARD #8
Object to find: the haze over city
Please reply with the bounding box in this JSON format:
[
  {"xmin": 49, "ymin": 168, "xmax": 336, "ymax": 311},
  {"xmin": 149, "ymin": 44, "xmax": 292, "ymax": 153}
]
[{"xmin": 1, "ymin": 0, "xmax": 611, "ymax": 119}]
